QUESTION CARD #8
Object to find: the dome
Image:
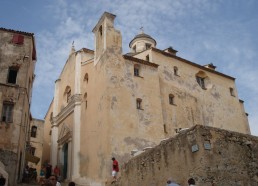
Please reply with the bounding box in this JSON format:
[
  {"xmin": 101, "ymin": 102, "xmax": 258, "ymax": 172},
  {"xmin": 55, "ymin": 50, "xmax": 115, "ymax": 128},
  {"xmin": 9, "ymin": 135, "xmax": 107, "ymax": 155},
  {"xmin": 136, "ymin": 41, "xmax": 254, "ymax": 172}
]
[{"xmin": 129, "ymin": 33, "xmax": 157, "ymax": 48}]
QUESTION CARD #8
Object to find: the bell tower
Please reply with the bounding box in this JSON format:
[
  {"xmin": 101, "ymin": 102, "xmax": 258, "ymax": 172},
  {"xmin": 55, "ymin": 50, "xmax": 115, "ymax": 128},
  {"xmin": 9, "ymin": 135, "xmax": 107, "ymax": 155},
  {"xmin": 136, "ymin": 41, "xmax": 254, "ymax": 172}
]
[{"xmin": 92, "ymin": 12, "xmax": 122, "ymax": 65}]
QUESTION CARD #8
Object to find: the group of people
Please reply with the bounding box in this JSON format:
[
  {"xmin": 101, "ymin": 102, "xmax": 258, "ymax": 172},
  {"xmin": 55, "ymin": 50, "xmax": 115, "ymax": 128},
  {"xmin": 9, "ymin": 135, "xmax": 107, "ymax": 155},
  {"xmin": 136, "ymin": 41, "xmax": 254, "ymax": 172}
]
[{"xmin": 40, "ymin": 174, "xmax": 75, "ymax": 186}]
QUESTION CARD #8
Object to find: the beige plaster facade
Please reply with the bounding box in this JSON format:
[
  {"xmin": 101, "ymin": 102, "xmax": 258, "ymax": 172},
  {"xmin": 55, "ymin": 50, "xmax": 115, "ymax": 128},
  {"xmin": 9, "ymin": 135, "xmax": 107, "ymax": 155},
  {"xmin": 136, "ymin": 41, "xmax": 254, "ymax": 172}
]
[
  {"xmin": 0, "ymin": 28, "xmax": 37, "ymax": 185},
  {"xmin": 45, "ymin": 12, "xmax": 250, "ymax": 185}
]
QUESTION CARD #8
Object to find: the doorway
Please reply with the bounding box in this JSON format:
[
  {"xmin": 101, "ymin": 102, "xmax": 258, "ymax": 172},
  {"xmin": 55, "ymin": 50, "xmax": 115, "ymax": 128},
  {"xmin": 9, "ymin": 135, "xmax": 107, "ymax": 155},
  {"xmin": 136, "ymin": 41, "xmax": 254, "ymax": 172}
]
[{"xmin": 62, "ymin": 143, "xmax": 68, "ymax": 180}]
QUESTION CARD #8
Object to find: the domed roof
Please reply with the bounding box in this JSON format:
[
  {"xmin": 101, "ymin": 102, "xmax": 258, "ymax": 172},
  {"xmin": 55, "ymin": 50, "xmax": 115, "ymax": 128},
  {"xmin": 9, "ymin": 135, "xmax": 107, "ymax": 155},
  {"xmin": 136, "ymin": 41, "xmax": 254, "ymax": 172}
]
[{"xmin": 129, "ymin": 32, "xmax": 157, "ymax": 48}]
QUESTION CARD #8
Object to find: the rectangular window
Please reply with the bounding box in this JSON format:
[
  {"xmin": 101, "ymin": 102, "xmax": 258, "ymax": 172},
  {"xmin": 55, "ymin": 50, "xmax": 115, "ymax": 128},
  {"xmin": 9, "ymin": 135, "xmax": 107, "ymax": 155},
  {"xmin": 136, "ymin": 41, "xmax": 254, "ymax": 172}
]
[
  {"xmin": 136, "ymin": 99, "xmax": 142, "ymax": 109},
  {"xmin": 169, "ymin": 95, "xmax": 174, "ymax": 105},
  {"xmin": 99, "ymin": 25, "xmax": 103, "ymax": 36},
  {"xmin": 31, "ymin": 126, "xmax": 37, "ymax": 138},
  {"xmin": 134, "ymin": 68, "xmax": 139, "ymax": 76},
  {"xmin": 230, "ymin": 87, "xmax": 235, "ymax": 96},
  {"xmin": 8, "ymin": 68, "xmax": 18, "ymax": 84},
  {"xmin": 2, "ymin": 102, "xmax": 14, "ymax": 123},
  {"xmin": 12, "ymin": 34, "xmax": 24, "ymax": 44}
]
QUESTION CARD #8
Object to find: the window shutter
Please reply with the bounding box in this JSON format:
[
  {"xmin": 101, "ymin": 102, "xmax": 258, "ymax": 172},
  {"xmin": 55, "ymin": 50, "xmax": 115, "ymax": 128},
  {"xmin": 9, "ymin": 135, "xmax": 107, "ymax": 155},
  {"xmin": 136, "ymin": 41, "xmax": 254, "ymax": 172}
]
[{"xmin": 12, "ymin": 34, "xmax": 24, "ymax": 44}]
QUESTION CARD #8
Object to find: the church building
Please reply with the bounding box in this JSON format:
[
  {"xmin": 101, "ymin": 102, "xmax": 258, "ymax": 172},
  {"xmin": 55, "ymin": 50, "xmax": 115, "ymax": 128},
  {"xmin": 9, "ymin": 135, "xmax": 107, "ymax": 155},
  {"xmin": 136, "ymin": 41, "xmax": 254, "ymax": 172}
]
[{"xmin": 44, "ymin": 12, "xmax": 250, "ymax": 185}]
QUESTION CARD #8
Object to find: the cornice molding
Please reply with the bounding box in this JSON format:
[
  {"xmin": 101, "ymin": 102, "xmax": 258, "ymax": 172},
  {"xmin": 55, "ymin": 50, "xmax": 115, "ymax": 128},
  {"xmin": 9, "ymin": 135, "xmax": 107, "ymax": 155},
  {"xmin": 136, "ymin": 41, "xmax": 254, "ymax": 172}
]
[{"xmin": 51, "ymin": 94, "xmax": 82, "ymax": 126}]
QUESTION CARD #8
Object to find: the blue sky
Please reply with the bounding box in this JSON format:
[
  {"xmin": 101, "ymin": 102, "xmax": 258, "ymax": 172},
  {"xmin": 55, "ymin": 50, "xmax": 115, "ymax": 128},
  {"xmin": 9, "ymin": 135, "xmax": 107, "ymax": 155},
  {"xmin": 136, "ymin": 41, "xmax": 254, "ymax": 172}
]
[{"xmin": 1, "ymin": 0, "xmax": 257, "ymax": 136}]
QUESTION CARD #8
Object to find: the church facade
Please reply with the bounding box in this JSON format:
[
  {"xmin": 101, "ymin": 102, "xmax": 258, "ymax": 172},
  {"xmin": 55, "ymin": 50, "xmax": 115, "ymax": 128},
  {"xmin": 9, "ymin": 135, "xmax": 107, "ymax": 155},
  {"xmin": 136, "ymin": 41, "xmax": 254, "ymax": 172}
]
[{"xmin": 44, "ymin": 12, "xmax": 250, "ymax": 185}]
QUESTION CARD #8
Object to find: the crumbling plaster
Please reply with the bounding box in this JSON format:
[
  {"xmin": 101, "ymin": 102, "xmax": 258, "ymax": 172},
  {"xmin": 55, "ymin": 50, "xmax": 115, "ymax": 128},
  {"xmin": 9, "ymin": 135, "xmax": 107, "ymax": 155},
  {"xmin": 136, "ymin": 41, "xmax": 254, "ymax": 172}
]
[{"xmin": 110, "ymin": 125, "xmax": 258, "ymax": 186}]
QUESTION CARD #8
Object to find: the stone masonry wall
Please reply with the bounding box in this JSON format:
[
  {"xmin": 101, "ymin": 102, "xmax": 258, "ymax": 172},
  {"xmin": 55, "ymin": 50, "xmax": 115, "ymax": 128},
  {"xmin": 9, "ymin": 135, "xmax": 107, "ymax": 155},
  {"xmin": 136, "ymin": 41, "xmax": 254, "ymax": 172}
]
[{"xmin": 109, "ymin": 125, "xmax": 258, "ymax": 186}]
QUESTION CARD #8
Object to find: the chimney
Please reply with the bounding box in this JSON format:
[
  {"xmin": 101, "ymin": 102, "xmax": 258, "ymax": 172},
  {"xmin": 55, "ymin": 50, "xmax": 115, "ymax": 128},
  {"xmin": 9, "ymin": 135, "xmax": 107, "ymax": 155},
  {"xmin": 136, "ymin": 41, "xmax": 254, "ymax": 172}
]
[
  {"xmin": 204, "ymin": 63, "xmax": 216, "ymax": 70},
  {"xmin": 164, "ymin": 46, "xmax": 178, "ymax": 56}
]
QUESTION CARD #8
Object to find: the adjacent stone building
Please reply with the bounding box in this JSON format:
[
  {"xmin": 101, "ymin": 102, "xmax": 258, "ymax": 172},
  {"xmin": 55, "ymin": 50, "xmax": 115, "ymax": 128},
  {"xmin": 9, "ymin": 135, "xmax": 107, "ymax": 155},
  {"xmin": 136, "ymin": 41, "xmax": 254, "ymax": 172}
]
[
  {"xmin": 27, "ymin": 118, "xmax": 44, "ymax": 179},
  {"xmin": 45, "ymin": 12, "xmax": 250, "ymax": 185},
  {"xmin": 109, "ymin": 125, "xmax": 258, "ymax": 186},
  {"xmin": 0, "ymin": 28, "xmax": 37, "ymax": 185}
]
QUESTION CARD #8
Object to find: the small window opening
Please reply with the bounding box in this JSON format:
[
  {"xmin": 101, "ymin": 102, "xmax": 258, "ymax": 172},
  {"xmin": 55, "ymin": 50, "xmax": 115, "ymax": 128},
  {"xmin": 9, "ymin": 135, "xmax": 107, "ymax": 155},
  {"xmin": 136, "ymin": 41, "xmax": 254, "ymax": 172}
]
[
  {"xmin": 67, "ymin": 89, "xmax": 71, "ymax": 103},
  {"xmin": 163, "ymin": 124, "xmax": 168, "ymax": 133},
  {"xmin": 134, "ymin": 65, "xmax": 140, "ymax": 76},
  {"xmin": 84, "ymin": 93, "xmax": 87, "ymax": 109},
  {"xmin": 196, "ymin": 76, "xmax": 206, "ymax": 89},
  {"xmin": 174, "ymin": 66, "xmax": 178, "ymax": 76},
  {"xmin": 133, "ymin": 45, "xmax": 136, "ymax": 53},
  {"xmin": 2, "ymin": 102, "xmax": 14, "ymax": 123},
  {"xmin": 169, "ymin": 94, "xmax": 175, "ymax": 105},
  {"xmin": 84, "ymin": 73, "xmax": 89, "ymax": 83},
  {"xmin": 230, "ymin": 87, "xmax": 235, "ymax": 96},
  {"xmin": 8, "ymin": 67, "xmax": 18, "ymax": 84},
  {"xmin": 99, "ymin": 25, "xmax": 103, "ymax": 36},
  {"xmin": 136, "ymin": 98, "xmax": 142, "ymax": 109},
  {"xmin": 145, "ymin": 43, "xmax": 151, "ymax": 50},
  {"xmin": 146, "ymin": 55, "xmax": 149, "ymax": 61},
  {"xmin": 31, "ymin": 126, "xmax": 37, "ymax": 138}
]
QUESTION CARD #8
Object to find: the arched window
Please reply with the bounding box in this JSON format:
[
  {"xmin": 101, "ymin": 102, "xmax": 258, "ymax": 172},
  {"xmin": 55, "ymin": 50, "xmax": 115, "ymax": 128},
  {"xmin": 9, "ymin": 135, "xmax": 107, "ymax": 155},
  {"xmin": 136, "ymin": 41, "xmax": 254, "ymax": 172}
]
[
  {"xmin": 196, "ymin": 71, "xmax": 207, "ymax": 89},
  {"xmin": 84, "ymin": 73, "xmax": 89, "ymax": 83},
  {"xmin": 134, "ymin": 64, "xmax": 140, "ymax": 76},
  {"xmin": 136, "ymin": 98, "xmax": 142, "ymax": 109},
  {"xmin": 169, "ymin": 94, "xmax": 175, "ymax": 105},
  {"xmin": 31, "ymin": 126, "xmax": 37, "ymax": 138}
]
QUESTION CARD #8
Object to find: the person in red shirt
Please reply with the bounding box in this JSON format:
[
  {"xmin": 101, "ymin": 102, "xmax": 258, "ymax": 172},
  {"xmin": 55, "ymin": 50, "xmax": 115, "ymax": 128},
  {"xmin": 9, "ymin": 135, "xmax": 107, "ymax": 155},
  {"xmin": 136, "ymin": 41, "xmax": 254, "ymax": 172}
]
[
  {"xmin": 53, "ymin": 165, "xmax": 60, "ymax": 181},
  {"xmin": 111, "ymin": 157, "xmax": 119, "ymax": 181}
]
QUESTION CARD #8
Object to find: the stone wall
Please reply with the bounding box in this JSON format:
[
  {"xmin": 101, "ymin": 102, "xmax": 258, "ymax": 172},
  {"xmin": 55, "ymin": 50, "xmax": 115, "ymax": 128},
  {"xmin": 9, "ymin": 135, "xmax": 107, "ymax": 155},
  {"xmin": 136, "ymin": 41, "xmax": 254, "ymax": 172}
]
[{"xmin": 109, "ymin": 125, "xmax": 258, "ymax": 186}]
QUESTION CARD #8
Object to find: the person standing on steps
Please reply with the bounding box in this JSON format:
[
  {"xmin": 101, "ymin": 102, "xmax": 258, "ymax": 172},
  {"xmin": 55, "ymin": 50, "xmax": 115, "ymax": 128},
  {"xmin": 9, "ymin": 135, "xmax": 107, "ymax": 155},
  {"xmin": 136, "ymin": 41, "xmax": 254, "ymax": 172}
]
[{"xmin": 111, "ymin": 157, "xmax": 119, "ymax": 181}]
